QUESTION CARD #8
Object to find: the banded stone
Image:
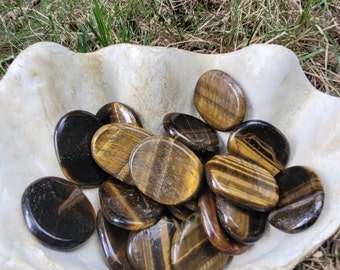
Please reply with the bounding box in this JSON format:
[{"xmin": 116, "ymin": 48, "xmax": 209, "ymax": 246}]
[
  {"xmin": 269, "ymin": 166, "xmax": 324, "ymax": 233},
  {"xmin": 194, "ymin": 70, "xmax": 246, "ymax": 131},
  {"xmin": 129, "ymin": 136, "xmax": 203, "ymax": 205},
  {"xmin": 168, "ymin": 205, "xmax": 194, "ymax": 221},
  {"xmin": 206, "ymin": 154, "xmax": 279, "ymax": 212}
]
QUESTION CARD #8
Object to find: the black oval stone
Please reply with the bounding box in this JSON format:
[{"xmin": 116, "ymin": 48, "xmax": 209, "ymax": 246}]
[
  {"xmin": 54, "ymin": 110, "xmax": 109, "ymax": 186},
  {"xmin": 21, "ymin": 176, "xmax": 96, "ymax": 250}
]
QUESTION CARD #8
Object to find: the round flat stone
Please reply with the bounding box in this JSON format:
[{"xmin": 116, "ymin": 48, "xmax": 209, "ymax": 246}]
[
  {"xmin": 171, "ymin": 213, "xmax": 232, "ymax": 270},
  {"xmin": 198, "ymin": 192, "xmax": 248, "ymax": 254},
  {"xmin": 99, "ymin": 179, "xmax": 164, "ymax": 230},
  {"xmin": 206, "ymin": 154, "xmax": 279, "ymax": 211},
  {"xmin": 163, "ymin": 112, "xmax": 222, "ymax": 156},
  {"xmin": 54, "ymin": 110, "xmax": 109, "ymax": 186},
  {"xmin": 269, "ymin": 166, "xmax": 324, "ymax": 233},
  {"xmin": 21, "ymin": 177, "xmax": 95, "ymax": 250},
  {"xmin": 127, "ymin": 216, "xmax": 178, "ymax": 270},
  {"xmin": 91, "ymin": 123, "xmax": 153, "ymax": 185},
  {"xmin": 129, "ymin": 136, "xmax": 203, "ymax": 205},
  {"xmin": 194, "ymin": 69, "xmax": 246, "ymax": 131},
  {"xmin": 228, "ymin": 120, "xmax": 290, "ymax": 176},
  {"xmin": 215, "ymin": 194, "xmax": 268, "ymax": 244},
  {"xmin": 96, "ymin": 102, "xmax": 142, "ymax": 127},
  {"xmin": 96, "ymin": 210, "xmax": 133, "ymax": 270}
]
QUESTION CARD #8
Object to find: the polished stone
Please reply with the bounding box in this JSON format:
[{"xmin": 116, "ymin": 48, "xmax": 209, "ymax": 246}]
[
  {"xmin": 228, "ymin": 120, "xmax": 290, "ymax": 176},
  {"xmin": 96, "ymin": 102, "xmax": 143, "ymax": 127},
  {"xmin": 91, "ymin": 123, "xmax": 153, "ymax": 185},
  {"xmin": 168, "ymin": 205, "xmax": 194, "ymax": 221},
  {"xmin": 198, "ymin": 192, "xmax": 248, "ymax": 254},
  {"xmin": 54, "ymin": 110, "xmax": 109, "ymax": 186},
  {"xmin": 163, "ymin": 112, "xmax": 222, "ymax": 156},
  {"xmin": 96, "ymin": 210, "xmax": 133, "ymax": 270},
  {"xmin": 215, "ymin": 195, "xmax": 268, "ymax": 244},
  {"xmin": 127, "ymin": 216, "xmax": 178, "ymax": 270},
  {"xmin": 99, "ymin": 179, "xmax": 164, "ymax": 230},
  {"xmin": 171, "ymin": 213, "xmax": 232, "ymax": 270},
  {"xmin": 194, "ymin": 69, "xmax": 246, "ymax": 131},
  {"xmin": 269, "ymin": 166, "xmax": 324, "ymax": 233},
  {"xmin": 206, "ymin": 154, "xmax": 279, "ymax": 211},
  {"xmin": 129, "ymin": 136, "xmax": 203, "ymax": 205},
  {"xmin": 21, "ymin": 177, "xmax": 95, "ymax": 250}
]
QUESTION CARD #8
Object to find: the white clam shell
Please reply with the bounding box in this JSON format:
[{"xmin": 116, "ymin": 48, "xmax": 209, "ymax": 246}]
[{"xmin": 0, "ymin": 42, "xmax": 339, "ymax": 270}]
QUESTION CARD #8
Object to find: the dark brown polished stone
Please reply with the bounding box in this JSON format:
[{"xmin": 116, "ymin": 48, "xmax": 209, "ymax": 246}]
[
  {"xmin": 54, "ymin": 110, "xmax": 109, "ymax": 186},
  {"xmin": 171, "ymin": 212, "xmax": 232, "ymax": 270},
  {"xmin": 129, "ymin": 136, "xmax": 203, "ymax": 205},
  {"xmin": 99, "ymin": 179, "xmax": 164, "ymax": 230},
  {"xmin": 127, "ymin": 216, "xmax": 178, "ymax": 270},
  {"xmin": 21, "ymin": 177, "xmax": 95, "ymax": 250},
  {"xmin": 96, "ymin": 102, "xmax": 143, "ymax": 127},
  {"xmin": 269, "ymin": 166, "xmax": 324, "ymax": 233},
  {"xmin": 168, "ymin": 204, "xmax": 194, "ymax": 221},
  {"xmin": 194, "ymin": 69, "xmax": 246, "ymax": 131},
  {"xmin": 215, "ymin": 195, "xmax": 268, "ymax": 244},
  {"xmin": 206, "ymin": 154, "xmax": 279, "ymax": 212},
  {"xmin": 227, "ymin": 120, "xmax": 290, "ymax": 176},
  {"xmin": 163, "ymin": 112, "xmax": 222, "ymax": 156},
  {"xmin": 96, "ymin": 210, "xmax": 133, "ymax": 270},
  {"xmin": 198, "ymin": 191, "xmax": 248, "ymax": 254}
]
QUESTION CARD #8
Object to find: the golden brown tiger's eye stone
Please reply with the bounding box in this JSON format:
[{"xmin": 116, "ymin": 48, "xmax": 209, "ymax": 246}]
[
  {"xmin": 99, "ymin": 179, "xmax": 164, "ymax": 230},
  {"xmin": 96, "ymin": 210, "xmax": 133, "ymax": 270},
  {"xmin": 198, "ymin": 192, "xmax": 248, "ymax": 254},
  {"xmin": 206, "ymin": 154, "xmax": 279, "ymax": 212},
  {"xmin": 227, "ymin": 120, "xmax": 290, "ymax": 176},
  {"xmin": 91, "ymin": 123, "xmax": 153, "ymax": 185},
  {"xmin": 194, "ymin": 70, "xmax": 246, "ymax": 131},
  {"xmin": 96, "ymin": 102, "xmax": 143, "ymax": 127},
  {"xmin": 168, "ymin": 205, "xmax": 194, "ymax": 221},
  {"xmin": 215, "ymin": 195, "xmax": 268, "ymax": 244},
  {"xmin": 171, "ymin": 213, "xmax": 232, "ymax": 270},
  {"xmin": 21, "ymin": 177, "xmax": 95, "ymax": 250},
  {"xmin": 129, "ymin": 136, "xmax": 203, "ymax": 205},
  {"xmin": 127, "ymin": 216, "xmax": 178, "ymax": 270},
  {"xmin": 163, "ymin": 112, "xmax": 222, "ymax": 156},
  {"xmin": 269, "ymin": 166, "xmax": 324, "ymax": 233}
]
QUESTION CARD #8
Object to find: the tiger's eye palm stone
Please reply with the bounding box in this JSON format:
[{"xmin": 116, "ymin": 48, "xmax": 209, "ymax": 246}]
[
  {"xmin": 91, "ymin": 123, "xmax": 153, "ymax": 185},
  {"xmin": 268, "ymin": 166, "xmax": 324, "ymax": 233},
  {"xmin": 129, "ymin": 136, "xmax": 203, "ymax": 205},
  {"xmin": 194, "ymin": 70, "xmax": 246, "ymax": 131},
  {"xmin": 198, "ymin": 192, "xmax": 248, "ymax": 254},
  {"xmin": 163, "ymin": 112, "xmax": 222, "ymax": 156},
  {"xmin": 96, "ymin": 102, "xmax": 143, "ymax": 127},
  {"xmin": 99, "ymin": 179, "xmax": 164, "ymax": 230},
  {"xmin": 54, "ymin": 110, "xmax": 109, "ymax": 186},
  {"xmin": 171, "ymin": 212, "xmax": 232, "ymax": 270},
  {"xmin": 228, "ymin": 120, "xmax": 290, "ymax": 176},
  {"xmin": 206, "ymin": 154, "xmax": 279, "ymax": 211},
  {"xmin": 21, "ymin": 177, "xmax": 95, "ymax": 250},
  {"xmin": 168, "ymin": 205, "xmax": 194, "ymax": 221},
  {"xmin": 215, "ymin": 195, "xmax": 268, "ymax": 244},
  {"xmin": 127, "ymin": 216, "xmax": 178, "ymax": 270}
]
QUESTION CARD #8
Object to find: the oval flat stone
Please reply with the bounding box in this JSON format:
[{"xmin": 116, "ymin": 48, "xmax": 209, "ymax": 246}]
[
  {"xmin": 228, "ymin": 120, "xmax": 290, "ymax": 176},
  {"xmin": 215, "ymin": 194, "xmax": 268, "ymax": 244},
  {"xmin": 163, "ymin": 112, "xmax": 222, "ymax": 156},
  {"xmin": 198, "ymin": 192, "xmax": 248, "ymax": 254},
  {"xmin": 21, "ymin": 177, "xmax": 95, "ymax": 250},
  {"xmin": 127, "ymin": 216, "xmax": 178, "ymax": 270},
  {"xmin": 129, "ymin": 136, "xmax": 203, "ymax": 205},
  {"xmin": 96, "ymin": 102, "xmax": 143, "ymax": 127},
  {"xmin": 54, "ymin": 110, "xmax": 109, "ymax": 186},
  {"xmin": 99, "ymin": 179, "xmax": 164, "ymax": 230},
  {"xmin": 194, "ymin": 70, "xmax": 246, "ymax": 131},
  {"xmin": 206, "ymin": 154, "xmax": 279, "ymax": 211},
  {"xmin": 268, "ymin": 166, "xmax": 324, "ymax": 233},
  {"xmin": 91, "ymin": 123, "xmax": 153, "ymax": 185},
  {"xmin": 96, "ymin": 210, "xmax": 133, "ymax": 270},
  {"xmin": 171, "ymin": 213, "xmax": 232, "ymax": 270}
]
